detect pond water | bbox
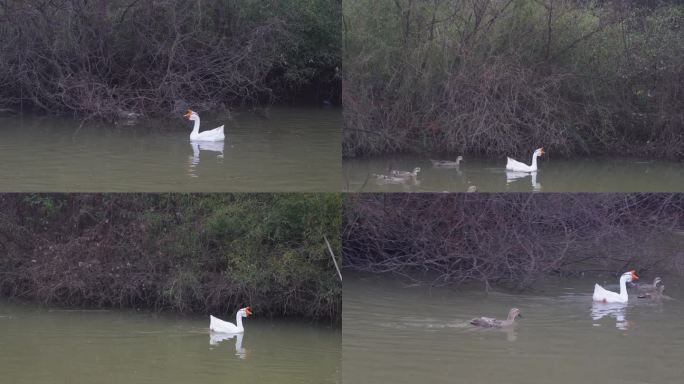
[343,155,684,192]
[0,302,340,384]
[0,107,340,192]
[343,274,684,384]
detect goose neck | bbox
[619,275,629,300]
[191,117,201,135]
[235,312,244,332]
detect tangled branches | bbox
[343,193,684,288]
[0,194,342,323]
[0,0,341,119]
[343,0,684,159]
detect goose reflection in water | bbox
[591,301,632,330]
[209,331,247,359]
[186,140,225,178]
[506,170,542,191]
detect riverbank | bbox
[0,0,341,120]
[0,193,341,323]
[343,1,683,160]
[343,193,684,288]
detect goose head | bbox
[534,148,545,157]
[184,109,199,121]
[238,307,252,318]
[507,308,522,321]
[413,167,421,174]
[456,156,464,162]
[622,270,639,283]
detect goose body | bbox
[390,167,421,178]
[210,307,252,333]
[506,148,544,172]
[470,308,521,328]
[430,156,463,168]
[593,271,638,303]
[184,110,225,141]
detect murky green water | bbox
[0,108,340,192]
[344,274,684,384]
[0,302,340,383]
[343,156,684,192]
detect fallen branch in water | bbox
[324,234,342,282]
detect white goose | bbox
[593,270,638,303]
[184,109,225,141]
[506,148,544,172]
[210,307,252,333]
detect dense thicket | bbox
[0,193,341,323]
[343,193,684,288]
[0,0,341,119]
[343,0,683,159]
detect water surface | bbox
[0,302,340,383]
[0,108,340,192]
[343,155,684,192]
[343,274,684,384]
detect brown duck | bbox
[637,277,665,299]
[470,308,522,328]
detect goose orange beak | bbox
[245,307,252,316]
[540,147,545,156]
[184,110,193,119]
[630,270,639,280]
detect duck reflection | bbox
[373,174,421,187]
[209,332,247,359]
[590,301,632,330]
[502,325,517,342]
[506,170,542,191]
[468,323,518,342]
[186,140,225,177]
